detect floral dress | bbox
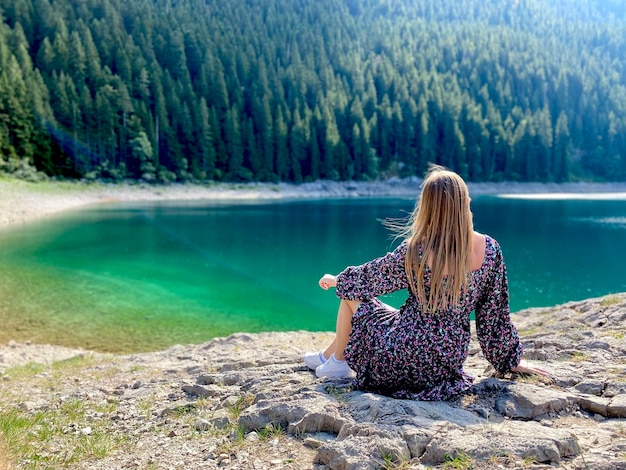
[336,236,522,401]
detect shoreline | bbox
[2,177,626,228]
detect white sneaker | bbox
[315,353,356,379]
[303,350,327,370]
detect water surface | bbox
[1,196,624,352]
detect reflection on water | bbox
[499,192,626,200]
[571,217,626,228]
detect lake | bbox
[1,195,625,353]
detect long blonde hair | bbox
[403,165,474,312]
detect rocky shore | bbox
[0,177,625,469]
[0,295,625,469]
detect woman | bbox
[304,165,546,400]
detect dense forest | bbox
[0,0,625,183]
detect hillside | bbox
[1,0,626,183]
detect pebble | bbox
[195,419,211,432]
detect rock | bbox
[245,431,259,442]
[316,435,408,470]
[303,432,335,449]
[240,393,351,434]
[495,383,577,419]
[607,394,626,418]
[585,340,611,350]
[195,419,210,432]
[420,421,580,465]
[574,380,605,395]
[181,383,215,397]
[346,391,484,427]
[579,395,610,416]
[210,416,230,429]
[605,382,626,398]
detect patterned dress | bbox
[336,236,523,401]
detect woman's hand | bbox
[319,274,337,290]
[510,360,552,377]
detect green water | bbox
[1,196,625,352]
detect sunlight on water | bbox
[498,192,626,200]
[570,217,626,229]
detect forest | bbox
[0,0,625,183]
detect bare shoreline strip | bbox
[3,177,626,228]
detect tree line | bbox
[1,0,625,183]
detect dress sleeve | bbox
[474,239,523,374]
[335,242,409,301]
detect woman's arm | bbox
[474,240,524,375]
[333,242,409,300]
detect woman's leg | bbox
[323,299,361,361]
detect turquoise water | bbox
[1,196,625,352]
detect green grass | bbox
[258,422,283,440]
[569,351,589,362]
[226,396,254,419]
[443,451,474,469]
[378,451,412,470]
[0,403,127,468]
[2,362,46,380]
[0,355,129,468]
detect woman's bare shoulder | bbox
[470,231,487,271]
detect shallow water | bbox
[1,196,625,353]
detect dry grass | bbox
[600,295,623,307]
[0,443,11,470]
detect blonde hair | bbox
[403,165,473,312]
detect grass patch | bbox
[443,451,474,469]
[258,422,283,440]
[51,354,99,373]
[226,396,254,419]
[486,452,513,467]
[379,451,412,469]
[2,362,46,380]
[0,396,127,467]
[600,295,622,307]
[569,351,589,362]
[324,384,353,401]
[214,423,246,457]
[135,396,156,420]
[517,327,539,337]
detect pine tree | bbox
[226,107,245,180]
